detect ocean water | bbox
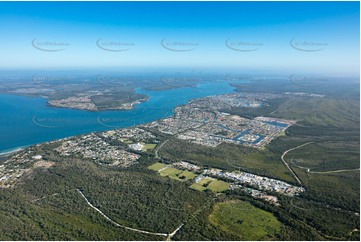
[0,81,235,153]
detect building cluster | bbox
[145,117,203,135]
[187,92,282,110]
[143,93,295,148]
[128,143,144,151]
[173,161,202,172]
[204,168,305,196]
[171,161,304,198]
[49,96,98,111]
[54,132,140,167]
[0,148,40,188]
[48,94,143,111]
[158,160,304,205]
[1,127,157,188]
[284,92,325,98]
[100,127,156,142]
[230,184,280,205]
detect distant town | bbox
[48,94,147,111]
[144,93,296,148]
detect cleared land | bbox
[208,200,282,240]
[177,171,197,181]
[142,143,157,151]
[148,164,197,182]
[159,167,182,177]
[148,164,229,192]
[191,177,230,193]
[207,180,230,192]
[198,177,215,186]
[190,183,207,192]
[148,162,167,171]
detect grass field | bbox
[150,164,229,193]
[198,177,215,186]
[148,163,197,182]
[190,177,229,193]
[207,180,230,192]
[121,139,133,144]
[142,143,157,151]
[190,183,207,191]
[159,167,182,177]
[177,171,197,181]
[147,162,167,171]
[208,200,282,240]
[168,170,197,181]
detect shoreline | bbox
[46,97,149,112]
[0,82,236,156]
[0,146,28,157]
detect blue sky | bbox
[0,1,359,75]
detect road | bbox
[310,168,360,174]
[166,224,184,241]
[155,140,169,159]
[281,142,314,185]
[285,143,360,174]
[77,189,169,237]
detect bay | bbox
[0,81,235,153]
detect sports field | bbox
[148,162,167,171]
[142,143,157,151]
[207,180,230,192]
[190,183,207,191]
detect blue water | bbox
[252,135,264,144]
[0,81,235,153]
[233,130,250,140]
[232,130,263,144]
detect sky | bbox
[0,1,359,75]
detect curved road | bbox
[310,168,360,174]
[284,143,360,175]
[281,142,313,185]
[77,189,184,238]
[155,140,169,159]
